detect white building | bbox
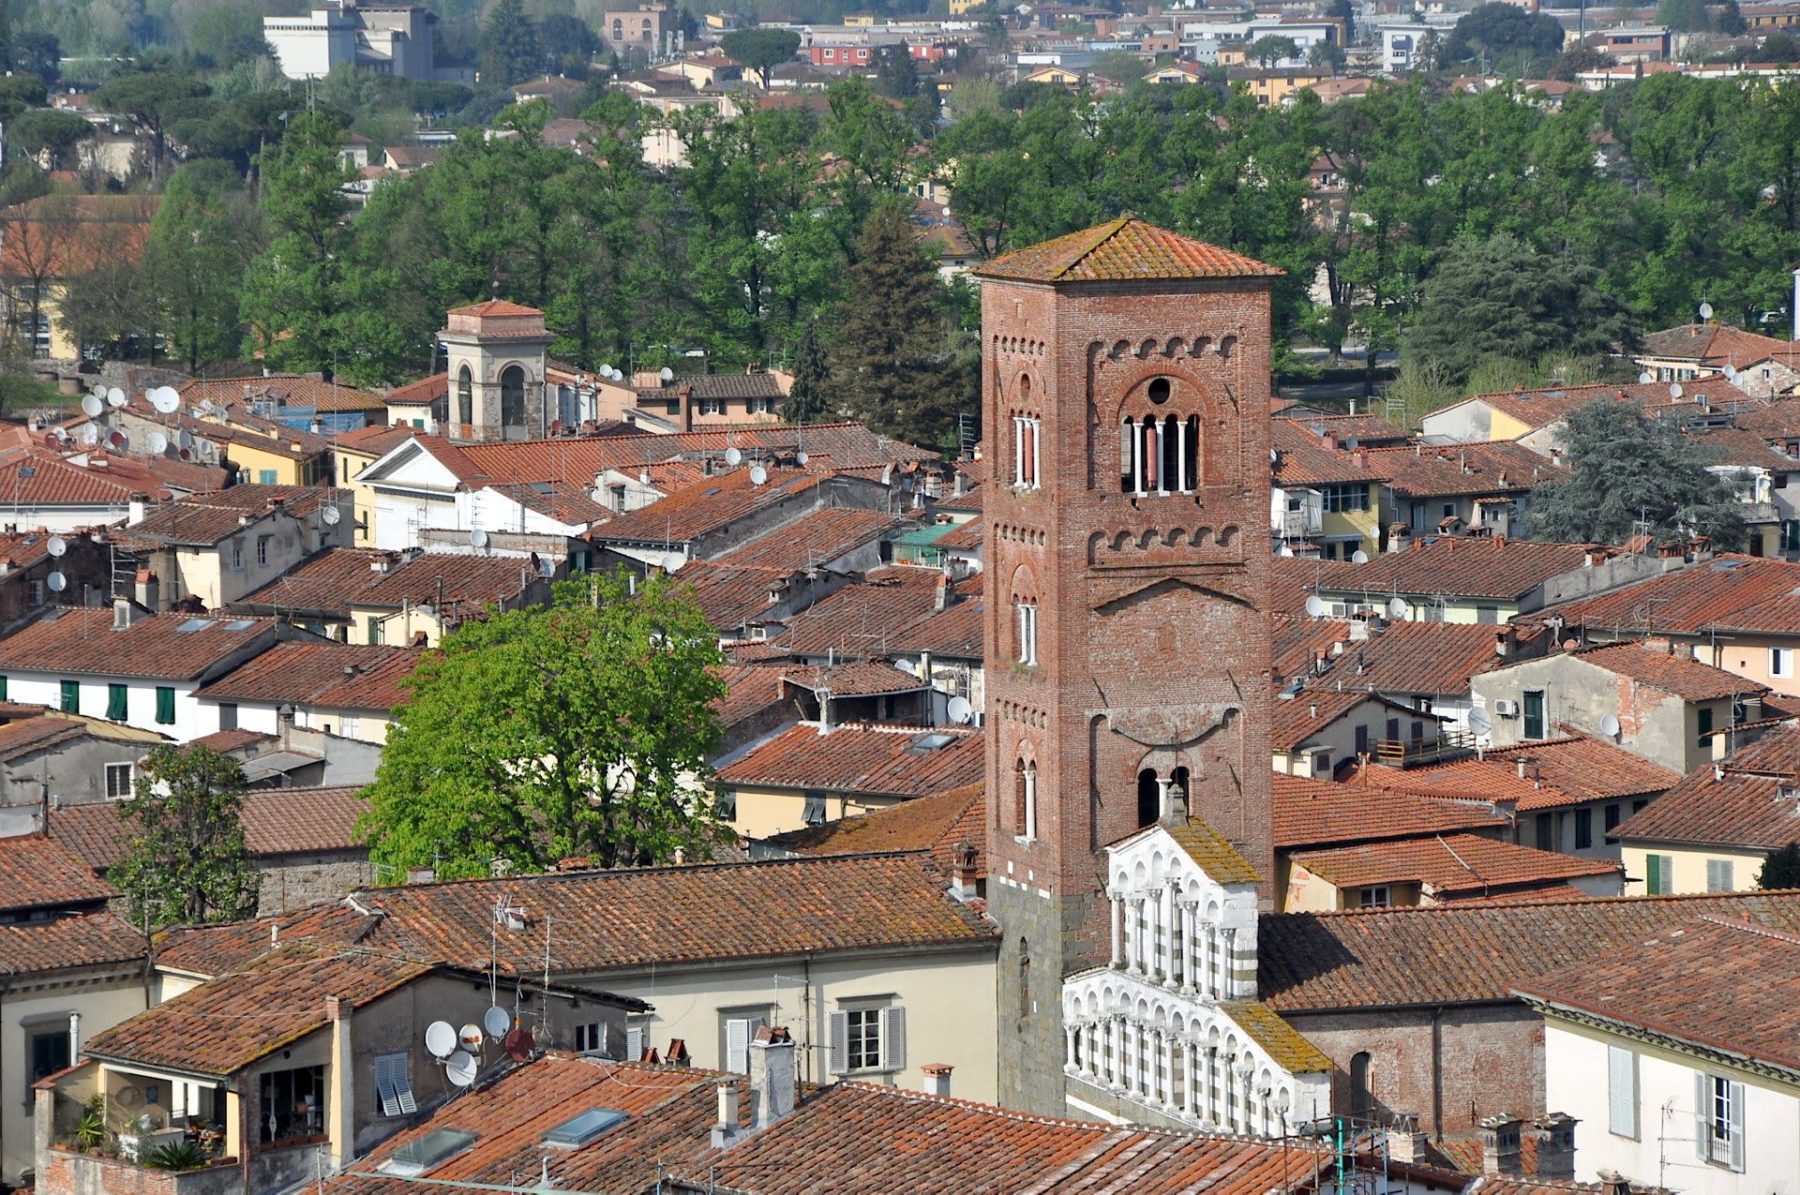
[1060,796,1332,1134]
[264,2,444,82]
[1517,915,1800,1193]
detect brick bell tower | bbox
[976,217,1278,1115]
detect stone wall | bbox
[257,853,373,916]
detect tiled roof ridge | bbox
[1693,912,1800,947]
[810,720,976,736]
[353,848,942,898]
[1309,886,1788,918]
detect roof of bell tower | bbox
[975,215,1282,284]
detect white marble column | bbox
[1182,1040,1198,1117]
[1064,1023,1078,1071]
[1179,903,1197,992]
[1161,1031,1177,1108]
[1148,894,1163,981]
[1109,893,1124,968]
[1176,418,1189,491]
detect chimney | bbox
[127,495,148,525]
[1597,1170,1632,1195]
[111,596,141,631]
[1479,1113,1524,1177]
[934,572,953,611]
[1495,627,1514,657]
[1533,1112,1577,1181]
[748,1026,796,1130]
[326,996,355,1168]
[920,1063,953,1097]
[1387,524,1411,554]
[709,1082,743,1149]
[949,841,979,902]
[134,568,159,612]
[1384,1113,1430,1165]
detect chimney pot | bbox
[1479,1113,1524,1177]
[920,1063,953,1097]
[1533,1112,1578,1181]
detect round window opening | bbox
[1147,378,1172,405]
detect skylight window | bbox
[176,618,214,633]
[224,620,258,631]
[541,1108,627,1148]
[379,1129,477,1177]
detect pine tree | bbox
[831,206,969,446]
[481,0,542,88]
[785,321,835,422]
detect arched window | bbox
[1350,1051,1374,1122]
[612,18,623,39]
[642,17,653,40]
[1121,381,1198,495]
[1014,759,1037,840]
[1137,769,1160,828]
[500,364,526,430]
[456,365,473,428]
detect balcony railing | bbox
[1373,729,1477,766]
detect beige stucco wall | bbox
[1618,841,1770,896]
[723,784,904,840]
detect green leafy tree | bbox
[359,573,732,878]
[1442,3,1565,71]
[480,0,541,87]
[1308,41,1347,71]
[1549,45,1615,80]
[785,320,834,422]
[8,109,92,171]
[875,43,922,99]
[12,32,59,85]
[1765,32,1800,62]
[720,28,801,89]
[113,745,260,929]
[1402,234,1637,386]
[1091,49,1147,86]
[1531,399,1746,548]
[94,70,211,176]
[1657,0,1712,31]
[832,205,970,445]
[187,2,270,68]
[1717,0,1749,35]
[1247,35,1299,66]
[149,160,264,373]
[1759,842,1800,888]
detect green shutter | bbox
[105,684,127,722]
[154,686,175,726]
[1646,853,1661,894]
[0,674,8,701]
[59,680,79,713]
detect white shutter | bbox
[879,1007,906,1073]
[625,1025,644,1062]
[1607,1045,1636,1139]
[1695,1072,1710,1160]
[393,1056,416,1114]
[725,1018,750,1074]
[375,1055,400,1117]
[1728,1080,1746,1173]
[826,1011,849,1076]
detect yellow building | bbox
[0,194,158,360]
[1614,736,1797,895]
[330,424,416,546]
[1226,66,1330,108]
[1270,421,1380,561]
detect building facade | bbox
[977,217,1279,1115]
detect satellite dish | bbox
[1387,596,1410,620]
[947,695,973,724]
[659,366,674,382]
[90,383,106,398]
[469,527,489,549]
[1468,707,1492,736]
[425,1021,457,1059]
[82,425,99,446]
[1669,383,1684,400]
[1351,549,1370,564]
[196,400,215,417]
[80,394,103,419]
[177,429,194,451]
[445,1050,477,1087]
[46,571,66,593]
[1699,301,1714,321]
[749,464,767,486]
[1600,712,1622,738]
[106,387,125,407]
[146,430,169,455]
[661,551,685,573]
[458,1023,484,1051]
[1304,594,1326,618]
[46,535,66,558]
[1724,364,1739,380]
[538,555,556,578]
[724,447,742,467]
[149,386,181,415]
[107,431,126,451]
[795,451,808,467]
[503,1027,535,1061]
[1637,371,1653,384]
[482,1005,511,1038]
[322,504,341,525]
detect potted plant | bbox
[73,1094,105,1152]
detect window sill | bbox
[1014,835,1036,846]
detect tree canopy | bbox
[1759,842,1800,889]
[480,0,541,88]
[1531,399,1746,548]
[1442,3,1565,70]
[359,572,732,879]
[721,28,801,88]
[112,745,261,929]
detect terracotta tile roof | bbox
[882,582,984,658]
[1290,833,1620,898]
[484,480,609,526]
[335,1055,726,1195]
[635,372,786,401]
[1271,420,1382,486]
[1219,1001,1333,1073]
[1641,322,1800,369]
[1537,554,1800,634]
[236,547,540,619]
[1365,735,1679,811]
[347,853,995,974]
[711,662,790,728]
[936,516,983,551]
[1570,641,1763,701]
[779,661,927,698]
[1271,555,1367,616]
[675,559,803,630]
[1516,916,1800,1073]
[1455,378,1747,432]
[588,469,829,547]
[712,507,911,571]
[1612,757,1800,850]
[1273,616,1534,697]
[1276,412,1410,446]
[1715,723,1800,776]
[775,567,963,658]
[449,299,543,318]
[1728,394,1800,438]
[0,448,170,506]
[1314,536,1599,602]
[122,485,326,545]
[1260,889,1800,1012]
[0,193,156,277]
[0,833,118,914]
[381,372,447,406]
[1684,424,1796,471]
[1164,818,1262,884]
[0,608,279,681]
[671,1081,1325,1194]
[760,781,985,875]
[1362,441,1567,500]
[153,902,377,977]
[976,216,1282,283]
[0,910,145,975]
[718,722,983,798]
[185,727,274,754]
[179,376,386,415]
[1273,774,1508,849]
[86,944,435,1077]
[196,641,419,709]
[0,528,96,571]
[1271,688,1420,753]
[51,786,369,870]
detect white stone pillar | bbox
[1156,419,1169,495]
[1012,416,1022,485]
[1183,1040,1198,1117]
[1109,893,1124,968]
[1159,885,1176,985]
[1176,418,1189,491]
[1064,1023,1078,1071]
[1023,767,1037,840]
[1031,421,1041,489]
[1129,898,1145,974]
[1108,1019,1124,1090]
[1180,903,1197,992]
[1161,1031,1177,1108]
[1147,893,1163,980]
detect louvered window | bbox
[1607,1045,1637,1139]
[374,1052,415,1117]
[721,1012,766,1074]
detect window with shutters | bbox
[1698,1072,1746,1171]
[1706,858,1735,892]
[373,1053,415,1117]
[60,679,79,714]
[720,1008,769,1074]
[1574,808,1593,851]
[106,683,127,722]
[1774,647,1794,678]
[1696,705,1714,748]
[1604,803,1621,832]
[1522,689,1546,740]
[155,686,176,725]
[1646,853,1673,894]
[1607,1045,1637,1139]
[826,1003,905,1076]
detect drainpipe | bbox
[1431,1005,1444,1140]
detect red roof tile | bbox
[589,469,829,546]
[1641,322,1800,369]
[1272,774,1509,849]
[718,722,983,798]
[775,567,960,658]
[0,608,281,681]
[0,911,144,975]
[713,507,911,570]
[1312,536,1599,601]
[1271,688,1420,754]
[977,216,1282,283]
[448,299,544,318]
[779,661,928,698]
[1271,420,1382,486]
[122,485,327,546]
[53,786,369,871]
[1364,734,1680,810]
[1516,916,1800,1072]
[179,375,385,415]
[1262,889,1800,1011]
[197,642,420,709]
[1362,441,1567,500]
[235,547,541,621]
[1569,641,1763,701]
[1273,616,1535,698]
[761,781,985,875]
[1537,554,1800,634]
[0,833,117,913]
[1290,833,1620,898]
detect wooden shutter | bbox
[725,1018,751,1074]
[879,1007,906,1073]
[826,1011,849,1076]
[1607,1045,1636,1139]
[1647,854,1663,894]
[625,1025,644,1062]
[1695,1072,1710,1160]
[1728,1080,1746,1172]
